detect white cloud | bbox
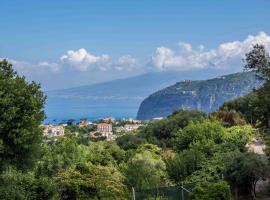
[60,48,137,72]
[4,59,60,73]
[151,32,270,71]
[60,48,110,71]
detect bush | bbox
[190,181,231,200]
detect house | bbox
[152,117,164,121]
[96,123,113,137]
[42,125,65,138]
[124,124,141,132]
[102,117,116,124]
[78,120,92,127]
[123,118,141,124]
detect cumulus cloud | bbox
[151,32,270,71]
[60,48,110,71]
[60,48,137,72]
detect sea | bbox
[44,97,141,124]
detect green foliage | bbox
[165,149,205,183]
[36,136,90,177]
[116,133,146,150]
[0,60,46,169]
[125,150,168,190]
[221,92,260,125]
[212,109,246,127]
[244,44,270,81]
[173,119,225,152]
[87,141,126,166]
[223,125,253,151]
[224,152,269,196]
[0,167,55,200]
[190,181,231,200]
[222,44,270,128]
[140,110,205,147]
[55,164,128,200]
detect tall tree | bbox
[0,60,46,169]
[244,44,270,81]
[244,44,270,127]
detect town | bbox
[41,117,144,141]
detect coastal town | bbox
[41,117,144,140]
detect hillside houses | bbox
[42,125,65,138]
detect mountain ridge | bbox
[136,71,263,120]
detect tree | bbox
[125,150,169,190]
[140,110,205,147]
[244,44,270,127]
[212,109,246,127]
[190,181,231,200]
[0,60,46,169]
[116,134,146,150]
[244,44,270,81]
[172,119,225,152]
[0,167,55,200]
[224,152,269,197]
[55,164,128,200]
[221,92,260,125]
[165,149,205,183]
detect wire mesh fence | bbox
[134,178,222,200]
[135,183,194,200]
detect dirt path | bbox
[247,138,267,159]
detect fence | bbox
[134,178,223,200]
[135,182,196,200]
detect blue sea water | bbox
[44,97,141,124]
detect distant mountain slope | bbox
[46,69,224,100]
[137,72,263,120]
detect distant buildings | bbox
[152,117,164,121]
[42,125,65,138]
[102,117,116,124]
[124,124,141,132]
[77,120,92,127]
[96,123,113,137]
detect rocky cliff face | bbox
[137,72,263,120]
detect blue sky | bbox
[1,0,270,90]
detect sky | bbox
[1,0,270,90]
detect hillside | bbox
[137,72,263,120]
[46,69,224,100]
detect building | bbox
[102,117,116,124]
[152,117,164,121]
[123,118,141,124]
[77,120,92,127]
[42,125,65,138]
[96,123,113,137]
[124,124,141,132]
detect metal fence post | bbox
[181,183,184,200]
[132,187,136,200]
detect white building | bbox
[96,123,113,137]
[77,120,92,127]
[42,125,65,138]
[124,124,141,132]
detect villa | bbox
[96,123,113,137]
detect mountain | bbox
[45,69,227,123]
[137,72,263,120]
[46,69,226,100]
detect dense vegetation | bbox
[1,44,270,199]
